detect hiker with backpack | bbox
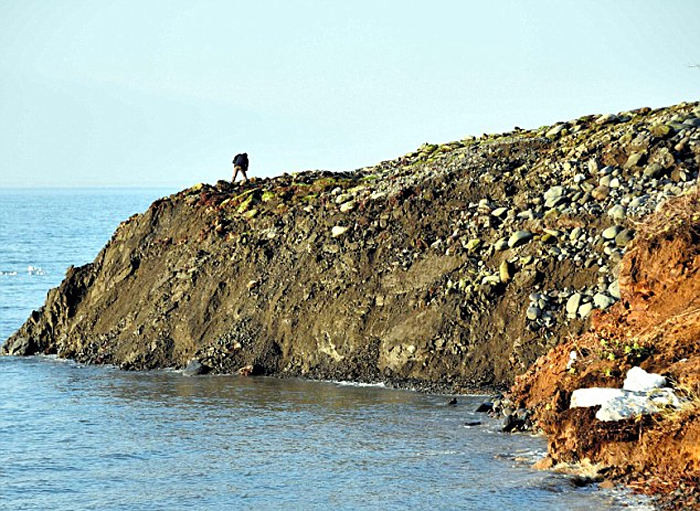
[232,153,249,182]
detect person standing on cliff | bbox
[232,153,249,182]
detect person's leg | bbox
[241,168,248,181]
[232,165,241,181]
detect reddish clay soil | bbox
[510,191,700,509]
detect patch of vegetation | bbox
[598,337,651,365]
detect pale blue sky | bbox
[1,0,698,188]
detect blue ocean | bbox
[0,188,652,510]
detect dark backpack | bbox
[233,153,249,168]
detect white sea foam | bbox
[331,379,387,388]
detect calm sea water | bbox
[0,188,652,511]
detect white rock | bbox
[526,306,542,320]
[593,293,616,310]
[546,125,566,138]
[608,280,620,299]
[628,196,647,209]
[566,293,582,316]
[569,227,583,241]
[623,366,667,392]
[607,204,626,221]
[595,388,680,422]
[331,225,349,238]
[596,113,618,125]
[508,230,533,248]
[491,207,508,218]
[571,387,681,422]
[578,302,594,318]
[339,201,355,213]
[570,387,625,408]
[544,186,565,201]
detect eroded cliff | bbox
[4,102,700,392]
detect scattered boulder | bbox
[614,229,635,248]
[499,260,512,283]
[593,293,616,310]
[331,225,349,238]
[566,293,582,317]
[508,230,533,248]
[578,302,594,318]
[602,225,623,240]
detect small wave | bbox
[0,270,18,276]
[332,380,387,388]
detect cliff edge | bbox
[510,189,700,508]
[4,102,700,394]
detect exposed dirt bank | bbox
[510,191,700,509]
[4,102,700,395]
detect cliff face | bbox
[509,191,700,505]
[4,102,700,391]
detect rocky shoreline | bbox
[4,101,700,508]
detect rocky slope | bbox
[3,101,700,393]
[510,190,700,509]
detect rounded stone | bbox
[615,229,635,248]
[499,260,512,283]
[491,207,508,218]
[335,193,353,204]
[331,225,349,238]
[544,186,565,201]
[643,163,665,179]
[493,237,509,251]
[591,185,610,201]
[593,293,616,310]
[608,280,621,299]
[546,125,566,138]
[607,204,626,221]
[624,152,645,169]
[566,293,582,316]
[526,306,542,320]
[466,239,483,252]
[508,230,533,248]
[628,196,647,208]
[339,201,356,213]
[578,302,594,318]
[602,225,623,240]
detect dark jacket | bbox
[233,153,249,170]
